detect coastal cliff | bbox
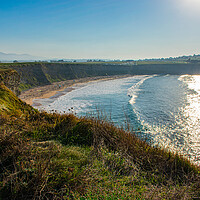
[0,69,20,95]
[1,62,200,91]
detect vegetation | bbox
[1,62,200,93]
[135,60,187,65]
[0,82,199,199]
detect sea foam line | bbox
[127,75,156,105]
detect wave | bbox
[179,74,200,95]
[33,75,200,165]
[127,75,157,105]
[34,76,141,114]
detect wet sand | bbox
[19,75,131,105]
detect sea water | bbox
[33,75,200,165]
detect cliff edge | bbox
[0,69,20,96]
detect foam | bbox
[127,75,157,105]
[34,76,147,114]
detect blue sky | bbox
[1,0,200,59]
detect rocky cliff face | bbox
[1,62,200,93]
[0,69,20,96]
[10,62,200,92]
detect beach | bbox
[19,75,131,105]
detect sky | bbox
[1,0,200,60]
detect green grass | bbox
[0,83,34,114]
[1,61,199,94]
[0,82,199,199]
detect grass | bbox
[1,61,199,93]
[0,82,199,199]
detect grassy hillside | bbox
[1,62,200,92]
[0,69,20,96]
[0,82,199,199]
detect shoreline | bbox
[19,75,132,105]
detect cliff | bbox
[1,62,200,91]
[0,69,20,95]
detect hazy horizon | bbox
[1,0,200,60]
[0,51,199,62]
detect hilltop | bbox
[0,68,199,199]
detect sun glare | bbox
[170,0,200,19]
[183,0,200,7]
[177,0,200,12]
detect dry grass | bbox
[0,83,199,199]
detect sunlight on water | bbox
[178,75,200,164]
[128,75,200,165]
[33,75,200,165]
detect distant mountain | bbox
[0,52,44,61]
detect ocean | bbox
[33,75,200,165]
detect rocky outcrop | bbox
[0,69,20,96]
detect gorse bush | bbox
[0,83,199,199]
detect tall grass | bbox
[0,83,199,199]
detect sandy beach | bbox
[19,75,131,105]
